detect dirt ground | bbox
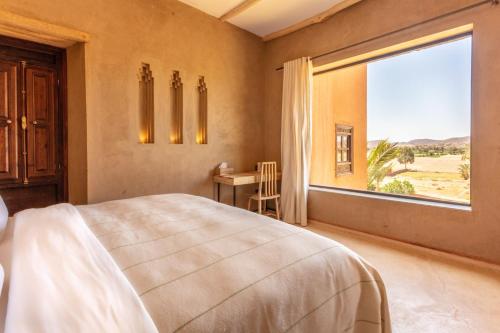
[383,155,470,203]
[392,154,466,173]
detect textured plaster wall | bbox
[311,64,367,189]
[264,0,500,264]
[66,43,87,204]
[0,0,266,206]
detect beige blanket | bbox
[4,194,390,332]
[77,194,391,332]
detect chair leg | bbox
[275,198,280,220]
[258,200,262,214]
[247,198,252,211]
[263,200,267,214]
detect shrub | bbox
[458,164,470,180]
[381,180,415,195]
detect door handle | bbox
[6,119,11,124]
[32,120,38,125]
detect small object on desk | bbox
[214,167,234,175]
[214,162,234,175]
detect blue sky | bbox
[367,36,472,142]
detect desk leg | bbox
[233,186,236,206]
[217,183,221,202]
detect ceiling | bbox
[177,0,359,40]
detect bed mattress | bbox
[3,194,391,332]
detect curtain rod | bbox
[275,0,498,71]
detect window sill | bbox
[309,185,472,212]
[335,171,353,178]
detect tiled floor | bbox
[306,221,500,333]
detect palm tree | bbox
[368,139,399,191]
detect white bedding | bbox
[4,194,391,332]
[4,204,157,333]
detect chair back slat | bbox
[259,161,278,197]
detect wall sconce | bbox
[170,70,183,144]
[197,76,207,144]
[138,63,154,144]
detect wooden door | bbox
[0,36,67,215]
[0,60,18,181]
[25,66,57,179]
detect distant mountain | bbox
[367,140,383,149]
[368,136,470,149]
[407,136,470,146]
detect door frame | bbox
[0,35,68,202]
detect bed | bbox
[0,194,391,332]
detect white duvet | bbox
[4,204,157,333]
[4,194,391,332]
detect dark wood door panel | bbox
[26,66,57,179]
[0,60,18,181]
[0,35,59,67]
[34,126,49,170]
[0,184,58,215]
[0,35,67,214]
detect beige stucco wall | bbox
[0,0,266,206]
[264,0,500,264]
[311,64,367,189]
[66,43,87,204]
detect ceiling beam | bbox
[262,0,362,42]
[219,0,262,22]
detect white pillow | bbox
[0,196,7,234]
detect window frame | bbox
[311,29,473,207]
[335,124,354,176]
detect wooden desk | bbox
[213,171,281,206]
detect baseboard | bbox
[308,219,500,273]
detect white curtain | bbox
[281,57,313,226]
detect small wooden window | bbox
[336,124,353,175]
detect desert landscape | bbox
[368,136,470,204]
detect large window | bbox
[311,33,472,205]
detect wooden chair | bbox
[247,162,281,220]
